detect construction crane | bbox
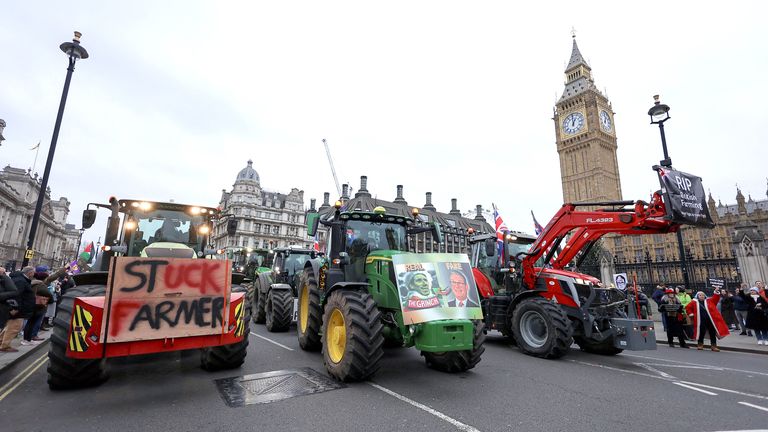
[322,138,342,197]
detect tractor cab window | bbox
[476,241,498,270]
[345,220,407,253]
[125,209,208,256]
[284,253,311,276]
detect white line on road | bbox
[634,362,676,379]
[623,353,768,377]
[738,402,768,413]
[250,331,294,351]
[0,354,48,402]
[368,383,481,432]
[676,380,768,401]
[672,382,718,395]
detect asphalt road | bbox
[1,324,767,432]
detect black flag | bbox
[655,166,715,228]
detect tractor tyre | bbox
[265,289,293,332]
[422,320,486,373]
[322,290,384,382]
[201,299,251,371]
[575,337,624,356]
[252,273,269,324]
[297,268,323,351]
[511,296,573,359]
[47,284,109,390]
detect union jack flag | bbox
[531,210,544,237]
[492,203,508,241]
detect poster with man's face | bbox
[393,253,483,325]
[613,273,628,291]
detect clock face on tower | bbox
[599,110,612,132]
[562,112,585,134]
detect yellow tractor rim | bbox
[327,309,346,364]
[299,285,309,332]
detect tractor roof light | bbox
[468,227,475,235]
[198,225,211,235]
[373,206,386,215]
[190,206,202,215]
[411,207,419,217]
[334,200,342,209]
[139,202,152,211]
[506,234,518,241]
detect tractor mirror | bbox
[431,222,443,244]
[307,212,320,237]
[485,238,496,256]
[82,209,97,229]
[226,218,238,236]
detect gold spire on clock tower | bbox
[554,35,623,205]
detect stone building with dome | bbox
[212,160,314,256]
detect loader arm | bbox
[523,192,679,288]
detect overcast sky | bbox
[2,1,767,246]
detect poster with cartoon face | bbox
[393,253,483,325]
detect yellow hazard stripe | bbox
[234,302,244,337]
[69,305,93,353]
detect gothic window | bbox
[632,237,642,246]
[702,244,713,258]
[654,248,664,260]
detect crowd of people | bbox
[650,280,768,349]
[0,265,73,352]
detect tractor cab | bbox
[272,247,315,290]
[469,231,536,295]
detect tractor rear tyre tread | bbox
[422,320,486,373]
[252,273,269,324]
[47,284,109,390]
[322,290,384,382]
[201,301,251,371]
[265,289,293,332]
[297,269,323,351]
[511,296,573,359]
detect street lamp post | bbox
[648,94,690,290]
[22,32,89,267]
[74,227,86,262]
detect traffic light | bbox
[226,218,238,236]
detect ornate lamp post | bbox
[22,32,89,266]
[648,95,690,290]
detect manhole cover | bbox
[215,368,345,407]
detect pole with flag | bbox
[492,204,509,261]
[30,141,41,174]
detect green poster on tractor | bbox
[392,253,483,325]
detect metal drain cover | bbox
[215,368,345,407]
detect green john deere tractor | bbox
[252,247,317,332]
[297,203,485,382]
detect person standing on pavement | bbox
[652,284,667,331]
[718,289,739,331]
[4,266,35,349]
[733,283,752,336]
[660,288,689,348]
[686,290,730,351]
[23,267,67,344]
[739,284,768,345]
[0,267,22,352]
[0,267,18,329]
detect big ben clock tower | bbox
[554,35,623,204]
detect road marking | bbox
[250,332,294,351]
[634,362,676,379]
[571,359,768,402]
[640,363,724,371]
[738,402,768,413]
[673,382,717,395]
[369,382,481,432]
[0,354,48,402]
[623,353,768,377]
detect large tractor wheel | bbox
[575,337,623,356]
[201,298,251,371]
[47,284,109,390]
[322,290,384,382]
[511,296,573,359]
[252,273,270,324]
[265,289,293,332]
[422,320,486,373]
[297,268,323,351]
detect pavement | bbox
[0,326,51,374]
[649,314,768,354]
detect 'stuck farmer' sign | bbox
[103,257,231,343]
[392,253,483,325]
[655,166,714,228]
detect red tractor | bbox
[47,198,250,389]
[470,193,680,358]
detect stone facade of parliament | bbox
[554,37,768,285]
